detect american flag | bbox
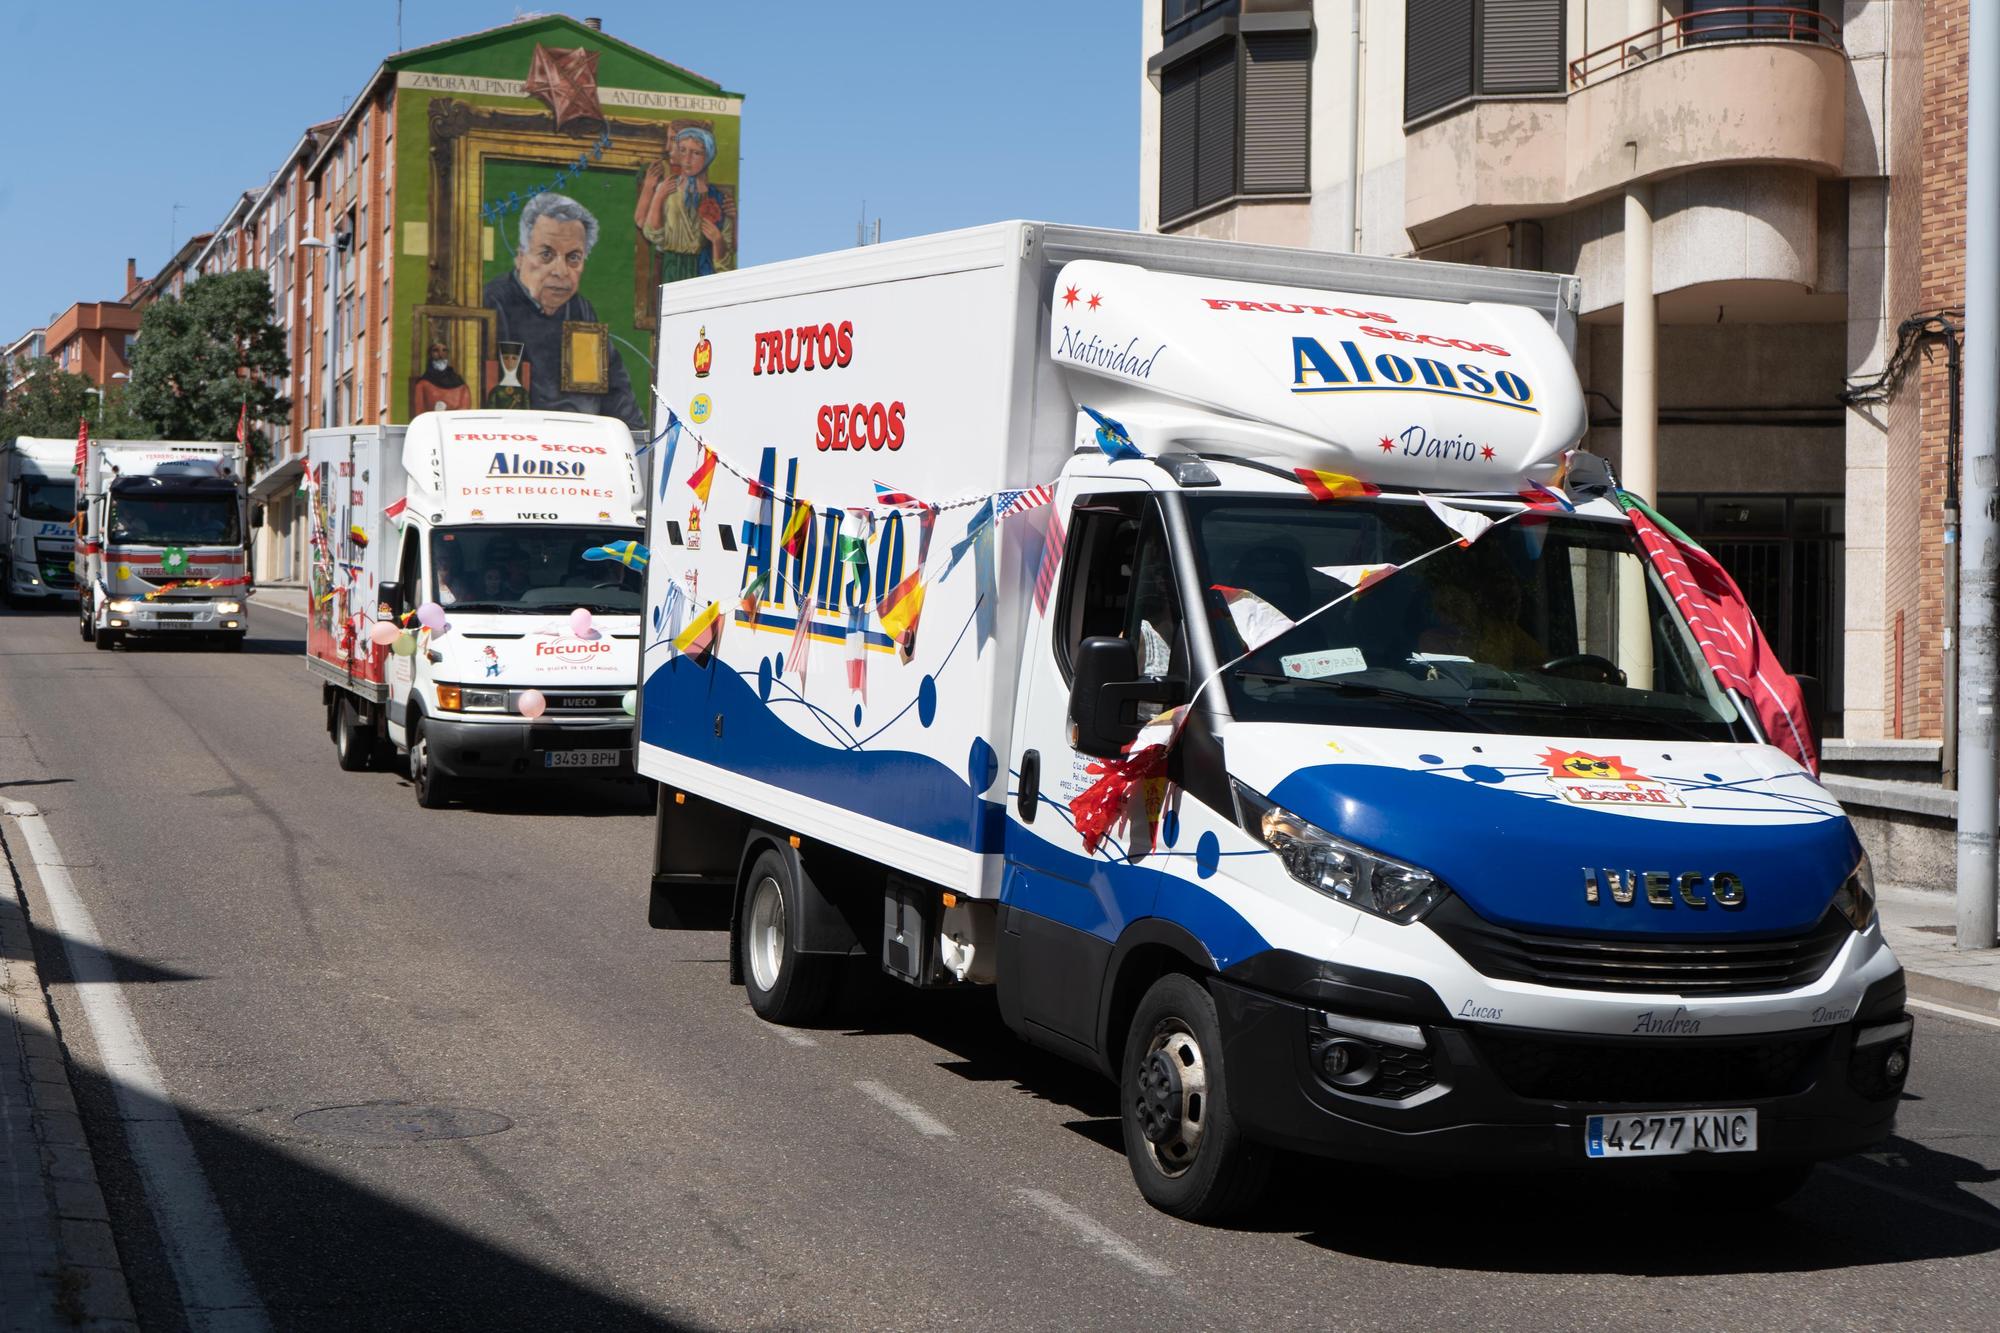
[997,484,1053,520]
[1031,512,1066,615]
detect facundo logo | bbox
[533,638,614,658]
[1538,747,1685,809]
[693,326,713,378]
[1292,337,1537,414]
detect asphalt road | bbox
[3,598,1999,1331]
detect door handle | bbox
[1017,749,1039,823]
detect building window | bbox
[1159,25,1309,226]
[1404,0,1564,126]
[1164,0,1236,46]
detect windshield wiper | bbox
[437,599,516,613]
[1460,695,1723,740]
[1237,672,1496,730]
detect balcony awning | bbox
[248,455,303,502]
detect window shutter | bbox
[1195,43,1239,209]
[1479,0,1564,94]
[1404,0,1475,123]
[1159,57,1200,222]
[1243,31,1310,194]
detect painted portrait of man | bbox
[410,334,473,416]
[480,191,643,428]
[635,124,736,285]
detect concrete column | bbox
[1619,181,1657,689]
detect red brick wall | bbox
[1912,0,1968,738]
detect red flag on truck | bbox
[1625,500,1819,775]
[236,401,248,444]
[75,417,89,475]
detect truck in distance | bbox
[1,436,81,606]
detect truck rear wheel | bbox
[1120,973,1271,1222]
[408,717,455,808]
[334,697,376,772]
[740,849,839,1025]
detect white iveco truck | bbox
[634,222,1908,1221]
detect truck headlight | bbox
[1232,782,1449,923]
[438,684,508,713]
[1833,851,1876,932]
[216,600,242,614]
[108,599,138,613]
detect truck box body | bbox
[75,439,250,643]
[636,223,1908,1211]
[307,410,650,795]
[1,437,81,603]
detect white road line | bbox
[1909,996,2000,1031]
[1014,1188,1174,1279]
[853,1079,954,1137]
[3,800,269,1332]
[752,1015,818,1048]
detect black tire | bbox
[80,607,95,641]
[334,697,375,772]
[408,716,455,808]
[1120,972,1272,1222]
[221,633,246,652]
[1669,1163,1814,1212]
[738,848,840,1025]
[93,628,118,651]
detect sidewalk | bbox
[248,583,307,620]
[1878,883,2000,1021]
[0,809,136,1331]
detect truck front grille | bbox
[1427,901,1852,997]
[1471,1029,1829,1103]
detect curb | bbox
[0,807,138,1332]
[1905,968,2000,1021]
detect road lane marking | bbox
[1909,996,2000,1030]
[1014,1188,1174,1278]
[752,1015,818,1048]
[3,800,270,1332]
[854,1079,954,1137]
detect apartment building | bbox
[1142,1,1957,766]
[182,12,743,582]
[4,329,47,395]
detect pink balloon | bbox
[368,621,400,647]
[415,601,446,631]
[569,607,598,640]
[517,689,547,720]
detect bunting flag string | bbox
[786,593,816,685]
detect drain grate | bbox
[292,1101,512,1144]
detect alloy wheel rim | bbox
[746,874,786,993]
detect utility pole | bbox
[1957,0,1999,950]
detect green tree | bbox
[127,270,290,470]
[0,359,154,442]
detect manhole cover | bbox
[292,1102,512,1144]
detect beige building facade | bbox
[1141,1,1954,757]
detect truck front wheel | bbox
[1120,973,1271,1222]
[740,849,838,1025]
[408,717,455,808]
[93,627,118,651]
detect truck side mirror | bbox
[1069,636,1182,758]
[1792,673,1825,745]
[378,581,402,614]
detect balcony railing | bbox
[1569,5,1842,90]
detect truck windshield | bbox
[430,525,644,614]
[1188,496,1745,743]
[19,478,75,522]
[109,495,241,546]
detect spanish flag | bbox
[877,569,926,645]
[1294,468,1380,501]
[686,448,717,504]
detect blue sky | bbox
[0,1,1140,339]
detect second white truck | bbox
[306,409,648,806]
[1,436,80,606]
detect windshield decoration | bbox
[582,539,649,571]
[1314,563,1400,592]
[1211,585,1296,653]
[1295,467,1380,501]
[1421,495,1495,547]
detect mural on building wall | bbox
[390,21,741,428]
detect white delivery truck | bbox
[75,438,251,648]
[306,410,648,806]
[1,436,81,606]
[636,223,1908,1219]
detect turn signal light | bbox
[438,684,463,712]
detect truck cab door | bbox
[1000,482,1190,1054]
[385,527,421,743]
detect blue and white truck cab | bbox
[1,436,80,606]
[636,223,1908,1220]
